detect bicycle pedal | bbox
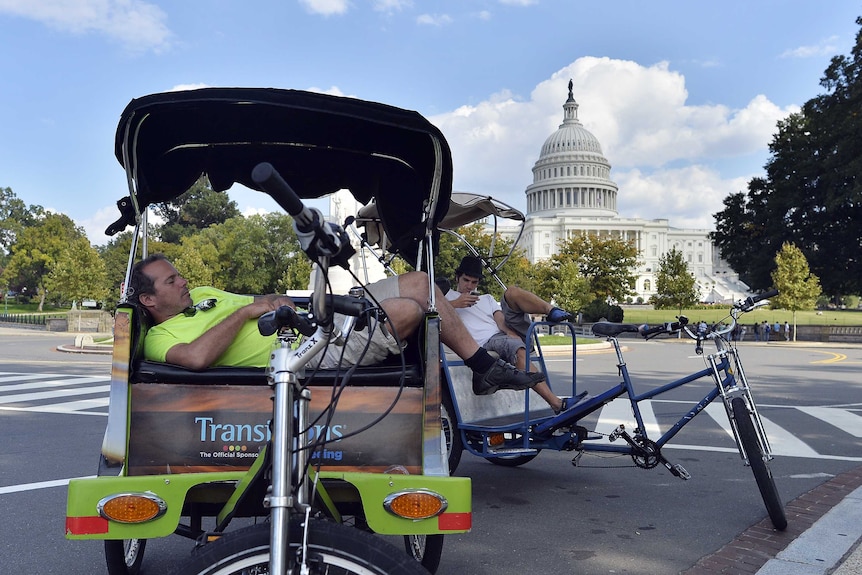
[671,464,691,480]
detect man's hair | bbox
[127,253,169,307]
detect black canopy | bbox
[110,87,453,260]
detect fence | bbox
[0,310,113,333]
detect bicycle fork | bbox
[714,348,775,465]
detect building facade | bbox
[518,81,748,303]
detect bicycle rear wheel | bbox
[731,397,787,530]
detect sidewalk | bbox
[683,466,862,575]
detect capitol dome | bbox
[525,80,618,217]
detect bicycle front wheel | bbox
[731,397,787,531]
[170,520,430,575]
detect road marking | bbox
[0,376,110,392]
[0,385,111,404]
[0,476,96,495]
[810,351,848,363]
[798,406,862,438]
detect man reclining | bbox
[127,254,545,393]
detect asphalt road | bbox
[1,330,860,574]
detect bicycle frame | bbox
[569,334,774,467]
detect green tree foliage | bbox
[651,247,699,312]
[712,17,862,297]
[97,231,180,308]
[0,186,44,261]
[173,213,310,294]
[770,242,822,340]
[1,213,85,311]
[47,236,109,306]
[553,233,639,303]
[532,259,592,314]
[152,176,241,243]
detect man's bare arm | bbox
[164,295,294,370]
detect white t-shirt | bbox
[445,289,502,347]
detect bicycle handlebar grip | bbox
[326,295,374,317]
[639,318,687,338]
[258,306,317,337]
[738,288,779,311]
[252,162,318,232]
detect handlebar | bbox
[735,289,778,313]
[257,296,378,337]
[251,162,316,233]
[636,289,780,348]
[639,317,689,338]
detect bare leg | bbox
[396,271,480,359]
[503,286,552,315]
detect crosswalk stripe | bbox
[703,402,820,457]
[16,397,110,413]
[592,398,660,442]
[0,385,111,405]
[798,406,862,438]
[0,376,110,393]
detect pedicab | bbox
[357,192,786,530]
[64,87,473,574]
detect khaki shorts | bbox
[317,275,405,369]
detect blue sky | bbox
[1,0,860,244]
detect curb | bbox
[682,466,862,574]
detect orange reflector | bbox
[488,433,505,447]
[383,490,448,520]
[98,493,166,524]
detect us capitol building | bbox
[513,81,749,304]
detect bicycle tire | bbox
[403,534,444,573]
[105,538,146,575]
[441,387,463,474]
[170,520,431,575]
[731,397,787,531]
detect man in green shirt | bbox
[128,254,544,394]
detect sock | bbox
[464,348,495,373]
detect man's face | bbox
[139,259,192,318]
[456,273,480,294]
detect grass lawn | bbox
[620,307,862,327]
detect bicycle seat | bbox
[592,322,642,337]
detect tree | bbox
[152,176,241,243]
[651,247,699,313]
[532,259,592,315]
[1,213,84,311]
[553,233,639,303]
[47,237,109,306]
[770,242,822,341]
[712,17,862,297]
[0,186,44,260]
[173,213,310,294]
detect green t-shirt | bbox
[144,286,275,368]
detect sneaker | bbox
[472,358,546,396]
[554,390,590,415]
[547,307,573,323]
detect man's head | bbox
[454,256,484,294]
[128,254,192,324]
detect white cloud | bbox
[0,0,172,53]
[373,0,412,13]
[417,13,452,26]
[498,0,538,6]
[781,36,840,59]
[299,0,350,16]
[431,56,797,230]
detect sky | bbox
[1,0,860,245]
